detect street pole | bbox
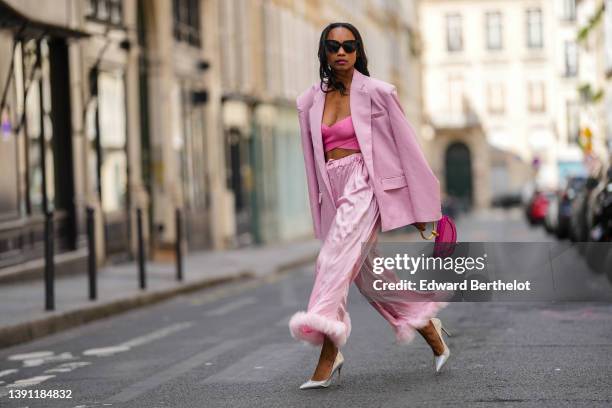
[137,207,146,289]
[86,206,97,300]
[175,208,183,281]
[44,210,55,311]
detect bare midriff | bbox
[325,147,361,162]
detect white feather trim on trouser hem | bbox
[394,301,449,345]
[288,311,351,348]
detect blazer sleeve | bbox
[383,86,442,223]
[296,93,323,240]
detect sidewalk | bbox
[0,238,321,349]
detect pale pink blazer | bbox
[296,68,442,241]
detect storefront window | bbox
[179,85,208,210]
[22,39,55,214]
[173,0,201,46]
[98,70,127,213]
[0,104,18,220]
[85,96,99,199]
[86,0,124,26]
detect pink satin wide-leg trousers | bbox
[289,152,447,348]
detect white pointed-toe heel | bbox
[430,317,451,373]
[299,351,344,390]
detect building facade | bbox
[418,0,589,207]
[575,0,612,173]
[0,0,426,271]
[216,0,425,244]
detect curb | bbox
[0,252,318,350]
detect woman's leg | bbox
[416,321,446,355]
[289,155,379,378]
[310,336,338,381]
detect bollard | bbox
[86,206,97,300]
[137,207,146,289]
[175,208,183,281]
[44,210,55,311]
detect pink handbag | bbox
[419,215,457,258]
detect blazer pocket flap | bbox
[381,174,408,190]
[372,109,386,119]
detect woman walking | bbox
[289,22,451,389]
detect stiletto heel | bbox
[441,325,451,337]
[300,351,344,389]
[430,318,451,373]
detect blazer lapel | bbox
[308,69,372,205]
[308,85,334,204]
[350,69,373,183]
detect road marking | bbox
[83,346,130,357]
[8,352,76,367]
[0,369,18,378]
[83,322,193,357]
[1,323,193,398]
[0,375,57,397]
[201,343,306,384]
[106,332,268,403]
[44,361,91,373]
[120,322,193,349]
[205,297,257,316]
[8,351,54,361]
[6,375,56,387]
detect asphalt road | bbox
[1,208,611,407]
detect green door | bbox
[445,142,473,210]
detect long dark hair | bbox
[318,22,370,96]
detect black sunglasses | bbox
[324,39,360,54]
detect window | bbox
[487,83,505,114]
[176,82,208,211]
[485,11,503,50]
[22,40,55,214]
[527,82,546,112]
[561,0,576,21]
[173,0,201,47]
[605,0,612,73]
[566,101,580,144]
[86,0,123,26]
[564,40,578,77]
[526,8,543,49]
[97,70,127,213]
[446,13,463,52]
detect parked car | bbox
[556,176,587,239]
[584,166,612,273]
[586,165,612,242]
[526,190,555,226]
[544,192,559,234]
[569,175,600,242]
[492,191,523,208]
[544,191,559,234]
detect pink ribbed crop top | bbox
[321,116,360,152]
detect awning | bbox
[0,0,89,39]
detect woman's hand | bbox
[413,222,427,231]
